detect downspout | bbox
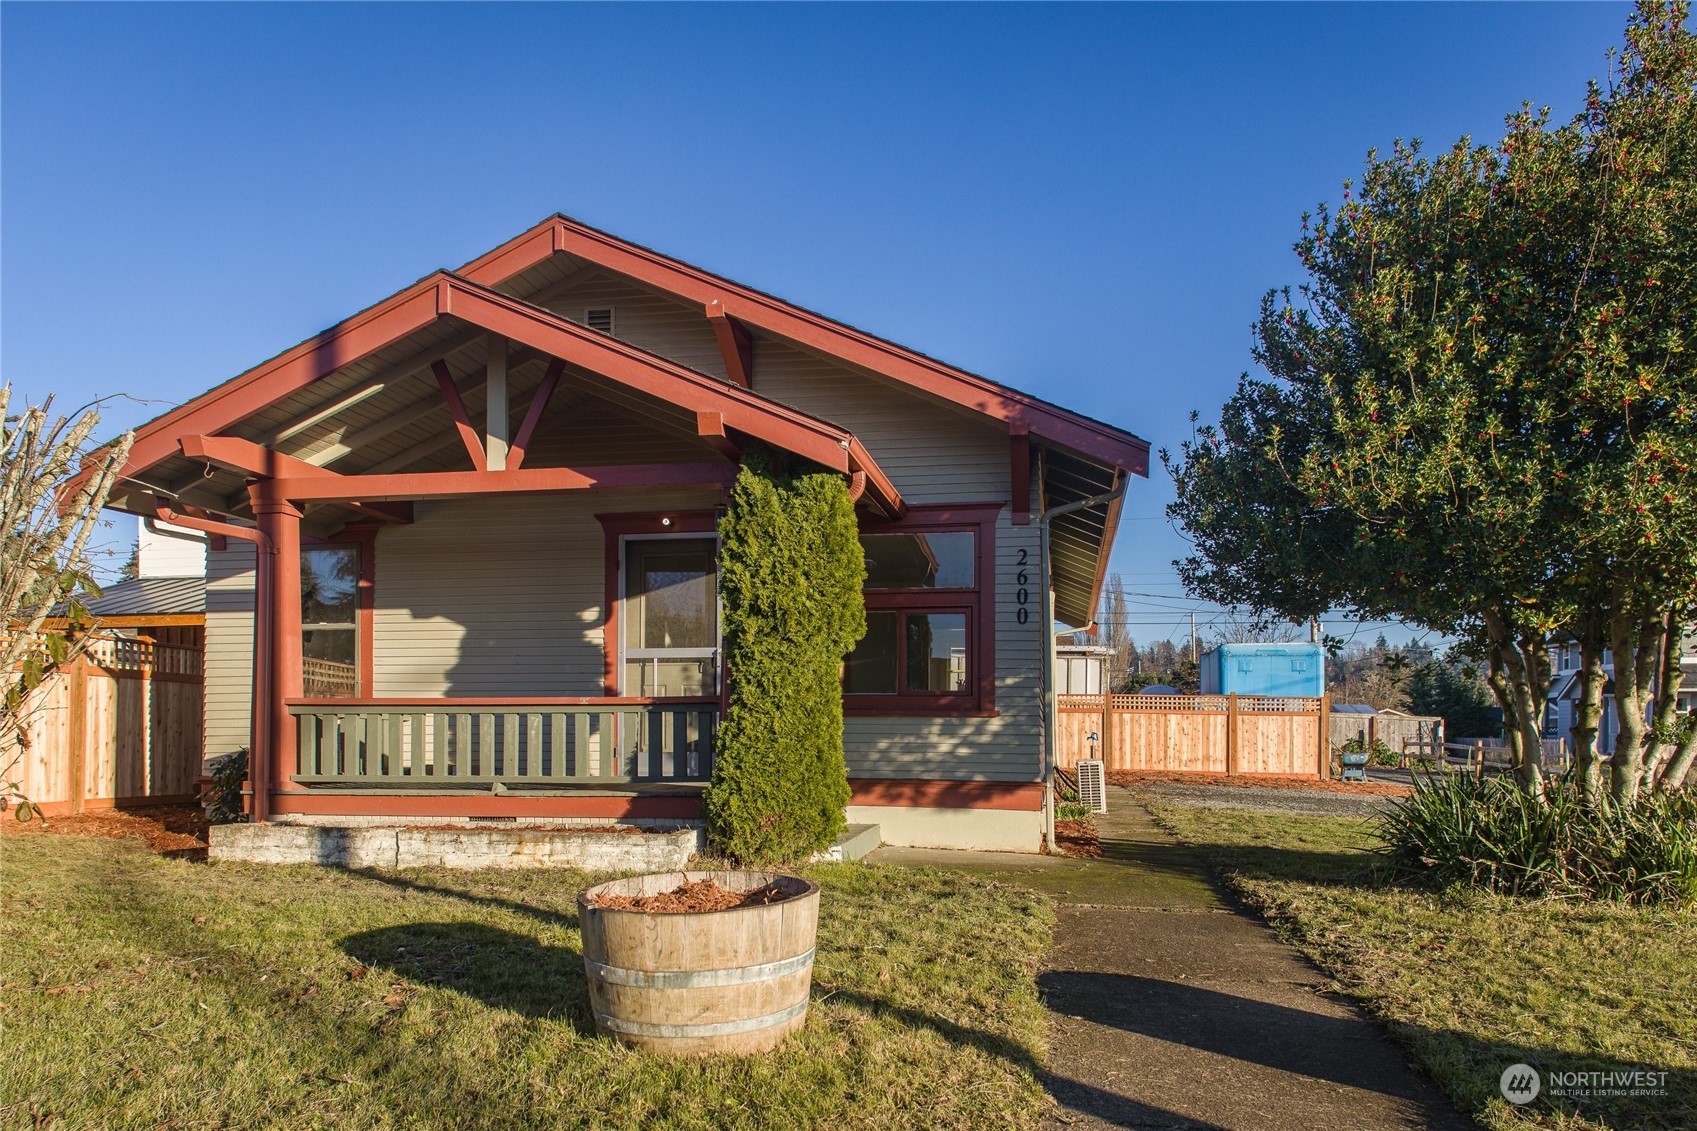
[151,496,276,823]
[1037,471,1129,854]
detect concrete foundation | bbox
[846,804,1042,853]
[210,822,702,870]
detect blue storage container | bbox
[1197,642,1325,697]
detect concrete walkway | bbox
[868,789,1472,1130]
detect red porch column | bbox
[254,495,304,821]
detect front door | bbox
[622,537,719,697]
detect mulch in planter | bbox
[593,878,797,913]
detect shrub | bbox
[206,749,249,825]
[1375,772,1697,906]
[1056,801,1093,822]
[703,455,866,863]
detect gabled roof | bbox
[459,215,1151,474]
[81,216,1148,624]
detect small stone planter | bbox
[577,870,820,1056]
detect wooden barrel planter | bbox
[577,870,820,1056]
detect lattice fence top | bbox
[1057,693,1322,714]
[84,634,203,677]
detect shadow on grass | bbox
[341,921,596,1033]
[336,866,582,930]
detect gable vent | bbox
[585,307,615,335]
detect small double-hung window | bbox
[843,528,982,713]
[301,544,359,698]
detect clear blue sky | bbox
[2,1,1633,649]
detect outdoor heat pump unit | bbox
[1076,759,1108,814]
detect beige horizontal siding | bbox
[204,543,256,766]
[374,489,723,697]
[540,278,730,383]
[750,337,1010,506]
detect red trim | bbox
[594,512,720,697]
[439,279,874,486]
[264,462,738,504]
[694,411,741,462]
[432,360,488,471]
[508,358,563,470]
[1010,425,1031,526]
[285,695,716,708]
[846,504,1000,716]
[325,522,379,697]
[181,435,411,524]
[706,301,753,388]
[849,779,1043,811]
[459,217,1151,474]
[268,792,703,820]
[100,282,442,480]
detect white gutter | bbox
[1036,471,1129,853]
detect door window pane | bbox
[844,611,899,694]
[625,658,717,697]
[626,540,716,649]
[861,532,974,589]
[905,613,967,692]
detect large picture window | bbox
[843,512,995,715]
[301,544,359,698]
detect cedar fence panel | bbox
[4,636,204,815]
[1058,693,1326,778]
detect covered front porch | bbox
[104,267,902,821]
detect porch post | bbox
[254,495,303,820]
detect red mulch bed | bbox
[1108,770,1412,798]
[1054,818,1102,858]
[1,803,210,859]
[593,878,796,913]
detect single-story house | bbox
[77,216,1148,851]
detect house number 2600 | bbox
[1015,548,1030,624]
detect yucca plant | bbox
[1375,771,1697,906]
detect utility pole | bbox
[1190,612,1197,663]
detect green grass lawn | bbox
[1145,800,1697,1131]
[1,836,1053,1130]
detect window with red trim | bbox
[843,510,996,715]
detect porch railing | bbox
[287,699,717,788]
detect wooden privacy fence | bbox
[5,635,204,816]
[1057,693,1327,777]
[1328,712,1443,756]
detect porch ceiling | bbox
[1041,448,1123,630]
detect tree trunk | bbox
[1607,601,1663,803]
[1642,609,1684,788]
[1483,610,1547,794]
[1569,621,1608,803]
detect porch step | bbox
[813,823,882,863]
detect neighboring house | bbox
[1545,632,1697,754]
[1055,644,1114,695]
[78,216,1149,852]
[50,518,208,647]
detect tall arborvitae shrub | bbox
[705,454,866,863]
